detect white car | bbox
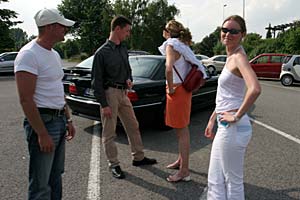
[280,55,300,86]
[0,52,18,73]
[195,54,209,61]
[201,55,227,75]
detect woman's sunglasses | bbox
[164,27,169,33]
[221,27,241,35]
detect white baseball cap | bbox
[34,8,75,27]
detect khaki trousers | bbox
[101,87,144,167]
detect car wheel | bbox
[281,74,293,86]
[207,66,216,76]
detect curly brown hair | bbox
[165,20,192,46]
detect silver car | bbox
[195,54,209,61]
[0,52,18,73]
[280,55,300,86]
[201,55,227,75]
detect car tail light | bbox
[127,90,139,101]
[69,83,78,95]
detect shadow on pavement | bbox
[123,165,206,200]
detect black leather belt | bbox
[107,83,127,90]
[38,107,65,116]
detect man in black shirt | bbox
[91,15,157,179]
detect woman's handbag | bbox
[173,63,205,92]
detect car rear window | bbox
[76,56,94,69]
[129,57,161,78]
[270,56,285,63]
[255,56,268,63]
[283,55,292,64]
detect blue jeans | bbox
[24,114,67,200]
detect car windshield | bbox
[129,57,161,78]
[76,56,94,69]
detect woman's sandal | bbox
[166,173,191,182]
[166,162,180,169]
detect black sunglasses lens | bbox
[230,29,239,34]
[222,28,240,34]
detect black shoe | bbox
[111,165,125,179]
[132,157,157,166]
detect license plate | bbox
[84,88,94,97]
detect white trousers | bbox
[207,114,252,200]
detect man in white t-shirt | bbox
[14,8,76,200]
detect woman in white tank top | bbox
[204,15,261,200]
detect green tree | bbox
[112,0,178,54]
[242,33,262,59]
[0,0,21,52]
[113,0,148,50]
[54,42,65,59]
[138,0,178,54]
[281,27,300,54]
[9,28,28,50]
[213,41,226,55]
[58,0,113,55]
[59,0,178,55]
[193,27,221,57]
[63,39,80,58]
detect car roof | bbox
[128,50,150,55]
[129,55,166,59]
[0,51,18,56]
[212,54,227,57]
[253,53,288,57]
[250,53,290,62]
[290,54,300,57]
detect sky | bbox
[2,0,300,42]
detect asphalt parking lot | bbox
[0,73,300,200]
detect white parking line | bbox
[250,118,300,145]
[86,117,299,200]
[87,121,101,200]
[199,186,208,200]
[199,118,300,199]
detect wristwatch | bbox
[67,118,73,123]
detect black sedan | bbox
[63,55,218,129]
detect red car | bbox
[249,53,288,78]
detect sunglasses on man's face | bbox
[221,27,241,35]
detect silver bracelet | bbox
[233,114,240,122]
